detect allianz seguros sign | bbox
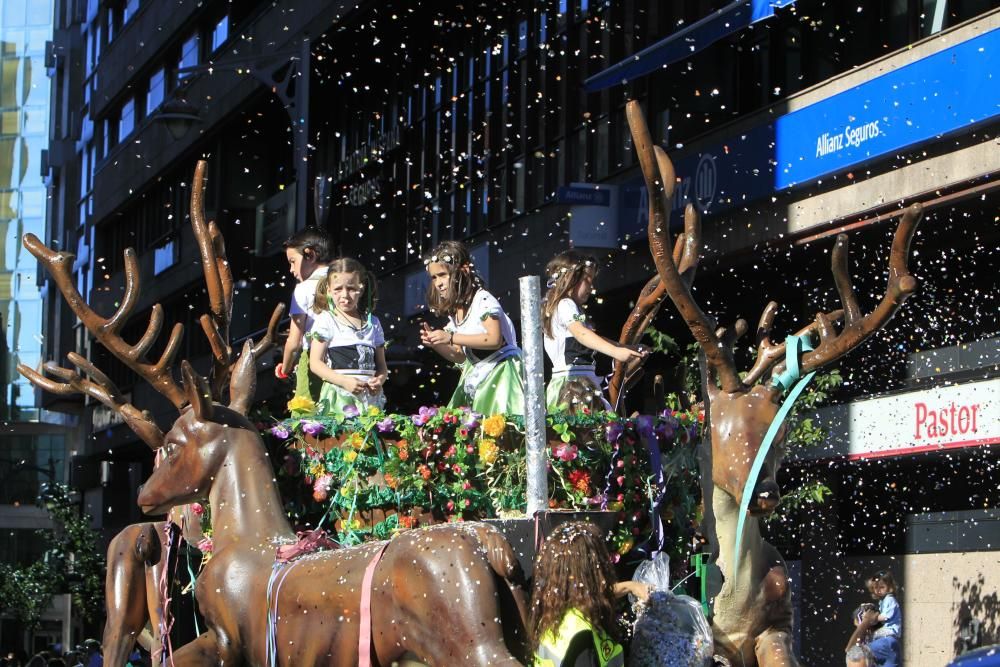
[619,26,1000,238]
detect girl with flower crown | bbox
[308,257,388,417]
[541,250,647,413]
[420,240,525,415]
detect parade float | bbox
[16,98,924,666]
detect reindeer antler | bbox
[22,234,186,407]
[189,159,285,403]
[17,353,164,449]
[626,100,743,396]
[608,205,702,410]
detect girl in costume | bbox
[530,521,624,667]
[420,240,525,415]
[277,227,333,401]
[308,257,388,416]
[541,250,647,413]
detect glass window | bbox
[123,0,140,24]
[25,0,51,26]
[178,33,198,81]
[119,97,134,139]
[147,67,165,111]
[3,0,26,27]
[211,15,229,52]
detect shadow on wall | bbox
[953,574,1000,657]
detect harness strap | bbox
[732,334,816,575]
[358,542,391,667]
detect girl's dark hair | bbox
[869,569,897,595]
[424,240,484,317]
[529,521,618,654]
[541,250,597,338]
[313,257,377,316]
[283,226,334,263]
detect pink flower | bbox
[551,443,579,462]
[196,537,214,553]
[312,474,334,502]
[446,500,455,512]
[190,503,205,516]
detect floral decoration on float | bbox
[268,398,704,562]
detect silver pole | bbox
[519,275,548,515]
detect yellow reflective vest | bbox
[534,608,624,667]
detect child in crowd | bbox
[277,227,334,400]
[845,602,879,666]
[308,257,388,416]
[541,250,647,413]
[530,521,624,667]
[866,570,902,667]
[420,240,525,415]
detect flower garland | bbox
[269,402,703,560]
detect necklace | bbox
[333,308,369,339]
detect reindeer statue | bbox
[625,101,922,666]
[20,161,529,666]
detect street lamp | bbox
[153,98,202,140]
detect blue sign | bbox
[557,185,612,206]
[775,26,1000,189]
[617,25,1000,241]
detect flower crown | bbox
[546,260,593,289]
[424,253,459,266]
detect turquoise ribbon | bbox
[731,335,815,576]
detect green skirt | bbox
[317,379,386,418]
[448,357,525,416]
[294,349,323,401]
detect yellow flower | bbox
[287,396,316,413]
[343,450,358,463]
[478,438,499,466]
[618,538,635,556]
[350,432,365,450]
[482,414,506,438]
[340,486,353,497]
[367,406,381,417]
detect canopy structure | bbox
[583,0,797,92]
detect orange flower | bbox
[397,447,410,461]
[478,438,499,466]
[418,464,432,481]
[482,414,506,438]
[399,515,417,529]
[384,473,398,489]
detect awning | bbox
[583,0,796,92]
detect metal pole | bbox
[519,275,548,515]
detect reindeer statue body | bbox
[624,101,922,666]
[20,161,528,666]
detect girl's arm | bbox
[367,346,389,392]
[454,315,503,350]
[845,610,879,651]
[308,337,366,394]
[420,323,467,363]
[278,314,307,377]
[567,321,647,363]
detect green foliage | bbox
[0,483,104,627]
[643,326,702,398]
[273,405,704,562]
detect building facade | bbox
[1,0,81,655]
[45,1,998,663]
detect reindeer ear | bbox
[181,361,214,421]
[228,340,256,415]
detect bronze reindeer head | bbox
[625,101,922,514]
[18,160,284,516]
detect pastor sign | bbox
[796,377,999,461]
